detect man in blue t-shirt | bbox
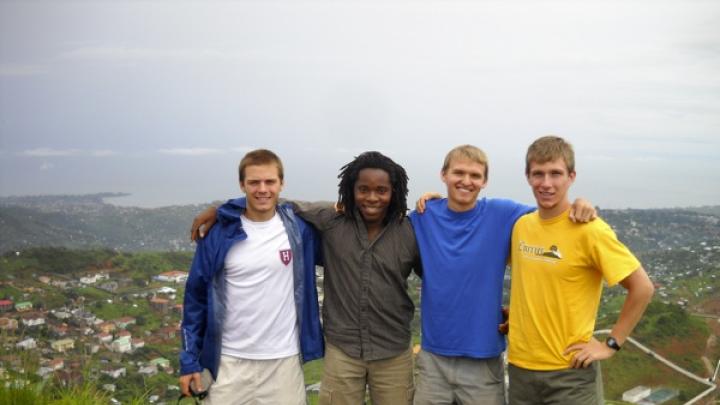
[410,144,594,405]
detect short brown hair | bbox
[525,136,575,175]
[441,145,489,179]
[238,149,284,183]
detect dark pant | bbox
[508,362,603,405]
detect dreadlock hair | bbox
[337,151,409,224]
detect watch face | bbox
[606,337,621,351]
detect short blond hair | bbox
[525,136,575,175]
[441,145,489,179]
[238,149,284,183]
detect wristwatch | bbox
[606,336,622,351]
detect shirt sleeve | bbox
[406,222,423,279]
[179,236,212,375]
[283,200,337,231]
[589,221,641,286]
[508,200,536,224]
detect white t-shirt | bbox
[221,213,299,359]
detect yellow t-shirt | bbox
[507,210,640,370]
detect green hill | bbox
[600,301,713,404]
[2,194,719,255]
[0,194,215,254]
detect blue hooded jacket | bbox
[179,198,324,379]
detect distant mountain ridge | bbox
[0,193,718,254]
[0,192,129,208]
[601,207,720,252]
[0,193,215,254]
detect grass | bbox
[75,287,112,301]
[303,358,324,384]
[0,377,142,405]
[0,285,24,301]
[0,360,328,404]
[0,380,50,404]
[91,297,153,321]
[50,382,111,405]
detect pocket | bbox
[415,350,427,373]
[563,365,596,387]
[485,356,504,384]
[318,388,332,405]
[406,387,415,405]
[213,357,231,387]
[582,362,598,385]
[200,368,215,392]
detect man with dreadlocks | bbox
[191,151,422,405]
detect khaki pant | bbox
[507,362,603,405]
[319,343,414,405]
[413,350,504,405]
[206,354,306,405]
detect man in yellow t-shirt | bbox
[507,136,655,405]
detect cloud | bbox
[39,162,55,170]
[90,149,119,157]
[18,148,119,157]
[230,146,254,153]
[20,148,81,157]
[333,147,362,155]
[158,148,225,156]
[0,64,48,77]
[584,155,616,161]
[632,156,662,162]
[61,46,234,63]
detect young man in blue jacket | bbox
[178,149,323,404]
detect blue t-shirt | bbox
[409,198,533,358]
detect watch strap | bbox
[606,336,622,351]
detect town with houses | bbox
[0,266,190,404]
[1,248,716,404]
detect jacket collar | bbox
[217,197,249,225]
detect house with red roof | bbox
[153,270,188,283]
[0,300,13,312]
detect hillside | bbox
[601,207,720,252]
[0,194,213,254]
[0,247,716,404]
[600,301,714,404]
[2,193,719,255]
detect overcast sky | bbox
[1,0,718,209]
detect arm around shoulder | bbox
[569,197,598,223]
[190,205,219,241]
[497,198,534,224]
[284,199,336,231]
